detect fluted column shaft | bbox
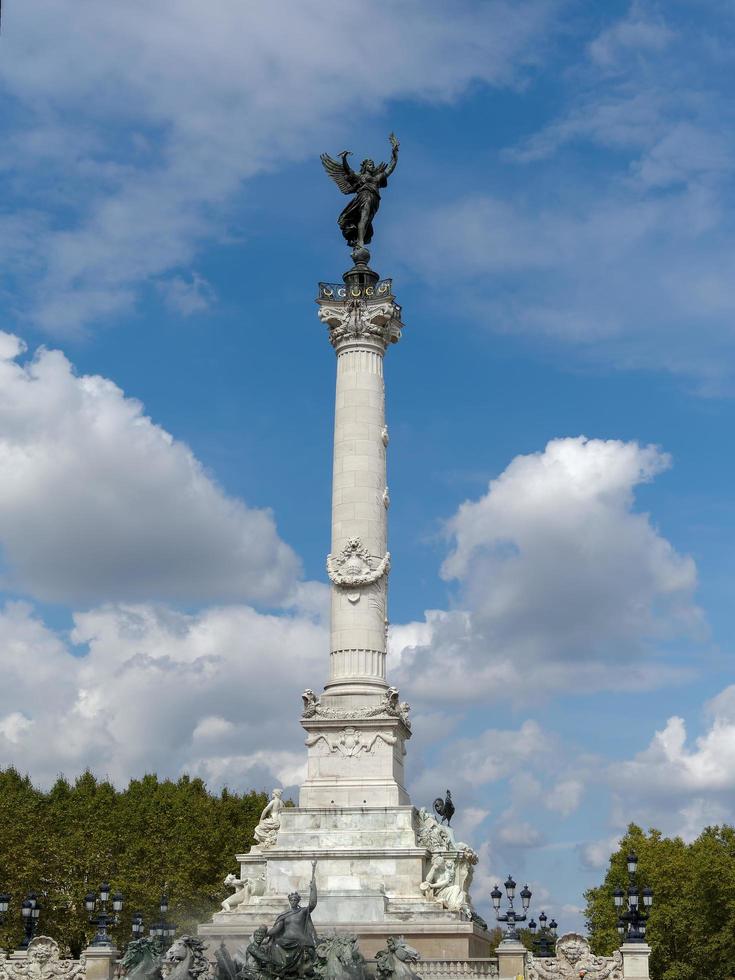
[317,286,403,699]
[329,339,388,690]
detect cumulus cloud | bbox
[0,599,328,789]
[393,3,735,387]
[578,834,621,870]
[391,437,700,702]
[0,333,300,604]
[607,685,735,838]
[0,0,556,333]
[497,821,545,848]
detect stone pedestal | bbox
[620,943,651,980]
[82,946,119,980]
[495,940,526,980]
[198,805,495,959]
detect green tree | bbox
[0,768,268,956]
[585,823,735,980]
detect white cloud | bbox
[587,5,674,70]
[579,834,620,870]
[392,437,700,703]
[497,821,545,848]
[0,599,327,790]
[448,721,548,785]
[608,685,735,838]
[0,0,556,333]
[545,778,584,816]
[393,3,735,387]
[0,333,300,605]
[158,273,215,316]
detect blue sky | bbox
[1,0,734,932]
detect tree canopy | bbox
[0,768,267,957]
[584,823,735,980]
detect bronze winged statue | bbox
[321,134,399,251]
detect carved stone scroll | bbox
[527,934,623,980]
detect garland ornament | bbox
[326,537,391,588]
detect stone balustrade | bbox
[417,958,499,978]
[361,958,498,979]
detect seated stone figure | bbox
[222,872,267,912]
[253,789,285,850]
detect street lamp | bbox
[131,912,144,940]
[491,875,532,941]
[613,851,652,943]
[20,893,41,948]
[528,911,558,958]
[85,883,124,946]
[149,894,175,948]
[0,893,9,928]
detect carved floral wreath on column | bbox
[326,537,391,587]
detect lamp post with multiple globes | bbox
[491,875,533,941]
[85,883,123,947]
[20,893,41,949]
[149,894,175,949]
[131,911,145,941]
[613,852,653,943]
[528,910,558,958]
[0,892,9,951]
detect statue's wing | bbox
[320,153,357,195]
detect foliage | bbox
[0,768,267,957]
[584,823,735,980]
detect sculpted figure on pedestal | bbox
[320,134,399,251]
[415,809,479,919]
[301,690,321,718]
[221,872,267,912]
[416,808,453,853]
[261,861,318,978]
[253,789,284,850]
[419,853,447,897]
[375,939,421,980]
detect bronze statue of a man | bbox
[263,860,318,977]
[321,134,399,249]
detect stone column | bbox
[318,271,403,703]
[496,938,527,980]
[620,942,651,979]
[297,267,409,809]
[82,945,120,980]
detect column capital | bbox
[317,289,403,353]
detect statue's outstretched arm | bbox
[309,859,318,910]
[383,133,400,177]
[341,151,355,179]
